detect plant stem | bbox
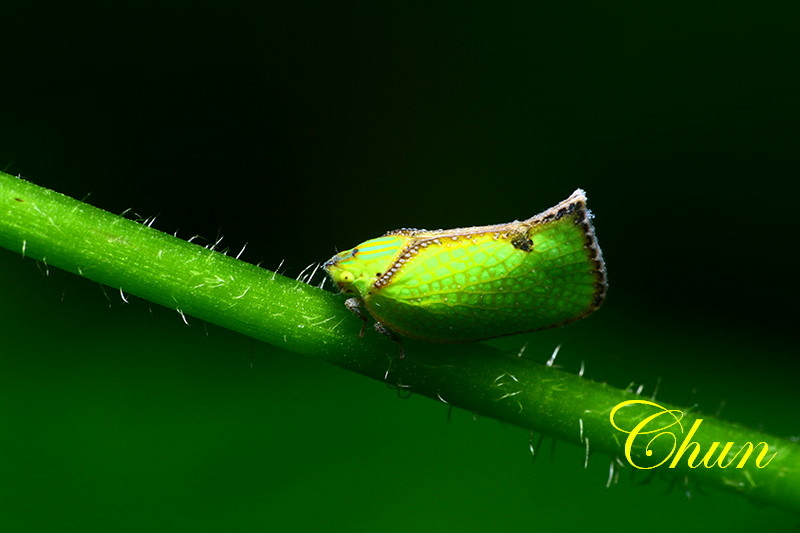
[1,171,798,514]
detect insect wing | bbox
[362,190,606,341]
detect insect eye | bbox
[337,270,355,284]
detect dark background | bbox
[1,2,798,531]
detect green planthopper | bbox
[323,189,607,351]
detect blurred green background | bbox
[1,2,798,531]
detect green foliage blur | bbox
[1,2,797,531]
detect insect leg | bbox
[373,322,405,359]
[344,297,368,337]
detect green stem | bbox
[1,171,798,514]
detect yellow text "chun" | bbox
[609,400,777,470]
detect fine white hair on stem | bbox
[650,377,662,401]
[271,259,285,281]
[584,437,591,469]
[546,344,561,367]
[176,308,190,326]
[296,262,313,281]
[305,262,322,285]
[209,235,224,251]
[39,257,50,277]
[98,284,112,308]
[235,242,248,260]
[606,460,616,488]
[529,432,544,460]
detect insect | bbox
[323,189,607,352]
